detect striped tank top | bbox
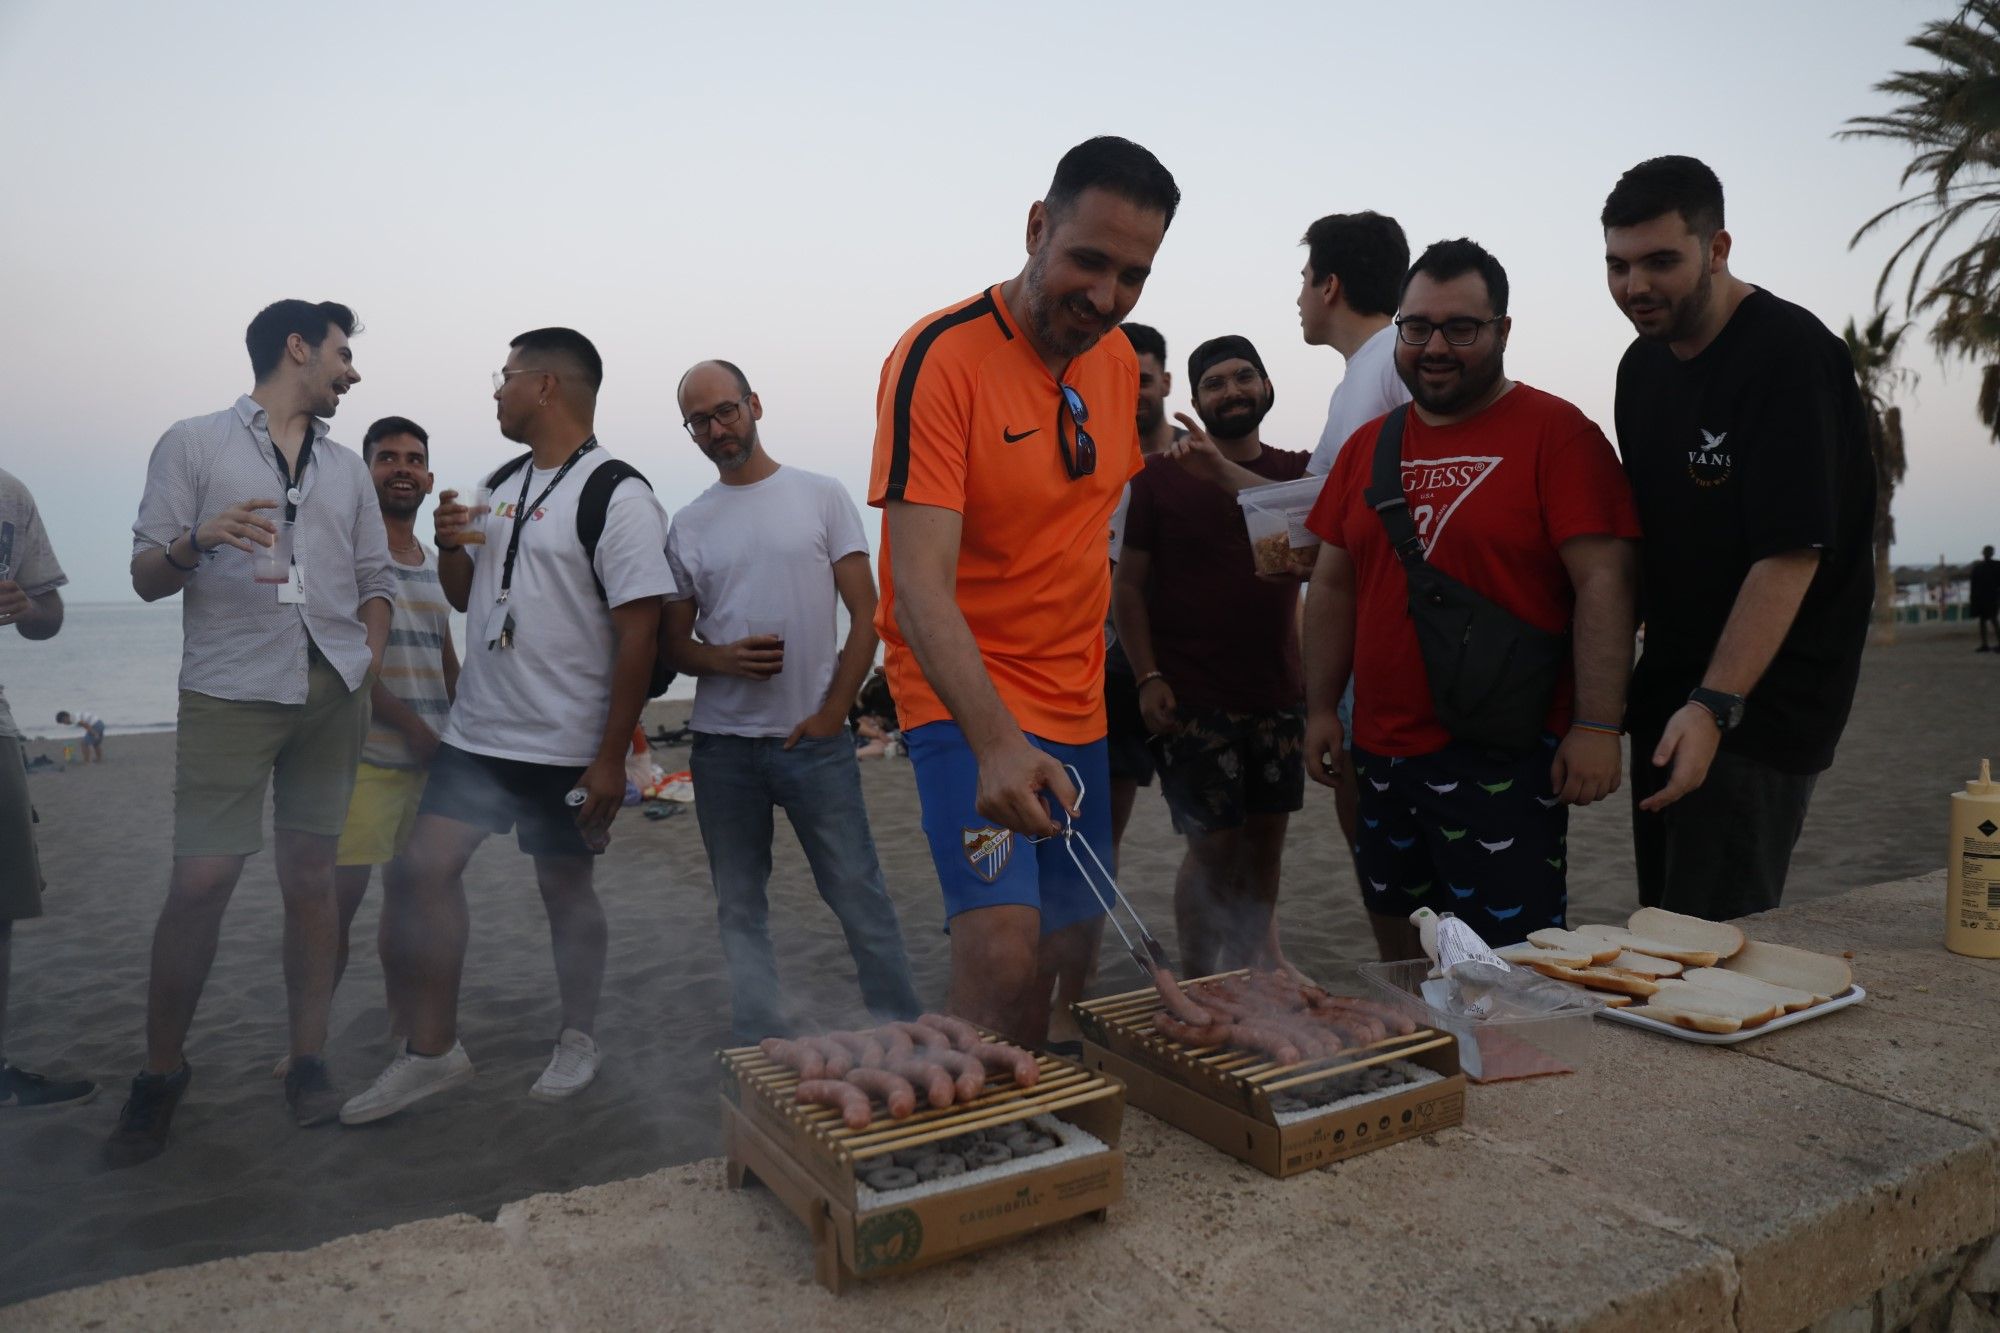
[362,547,453,769]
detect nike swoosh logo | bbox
[1002,427,1039,443]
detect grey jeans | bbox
[1631,741,1819,920]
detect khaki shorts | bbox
[174,654,371,858]
[335,762,427,867]
[0,735,45,921]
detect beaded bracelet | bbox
[1570,720,1624,736]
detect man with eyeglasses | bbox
[869,136,1180,1047]
[661,359,921,1044]
[1112,335,1310,978]
[1302,240,1640,953]
[341,327,674,1125]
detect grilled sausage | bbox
[796,1078,872,1130]
[758,1037,826,1080]
[801,1035,852,1079]
[930,1049,988,1101]
[968,1041,1039,1087]
[915,1013,982,1053]
[1151,964,1216,1025]
[885,1055,956,1110]
[843,1066,918,1120]
[827,1030,888,1069]
[891,1020,953,1052]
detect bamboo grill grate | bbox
[717,1041,1121,1165]
[1075,969,1454,1110]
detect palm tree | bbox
[1844,312,1915,644]
[1842,1,2000,439]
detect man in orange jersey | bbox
[869,136,1180,1047]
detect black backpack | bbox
[487,452,677,698]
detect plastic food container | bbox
[1236,475,1327,577]
[1359,959,1599,1083]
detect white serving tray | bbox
[1598,984,1867,1045]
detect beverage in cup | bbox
[251,519,295,584]
[458,486,491,545]
[748,618,785,675]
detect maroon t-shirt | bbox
[1123,447,1313,714]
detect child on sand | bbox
[54,710,103,763]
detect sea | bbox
[1,601,700,740]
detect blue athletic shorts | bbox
[903,720,1112,935]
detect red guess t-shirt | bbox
[1306,384,1641,756]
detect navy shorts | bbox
[904,720,1111,935]
[1350,737,1568,947]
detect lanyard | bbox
[496,437,596,604]
[272,429,316,522]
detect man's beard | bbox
[1135,396,1163,436]
[1024,246,1106,360]
[1628,265,1714,343]
[1195,391,1272,441]
[378,492,422,518]
[1402,344,1506,416]
[702,429,756,471]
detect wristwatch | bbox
[1687,687,1745,731]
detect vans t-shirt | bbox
[442,448,676,767]
[666,466,870,738]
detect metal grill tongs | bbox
[1026,765,1173,981]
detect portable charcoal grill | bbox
[1073,970,1466,1176]
[718,1037,1126,1292]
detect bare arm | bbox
[359,596,390,674]
[575,596,665,833]
[885,499,1074,835]
[131,501,282,602]
[436,547,472,613]
[0,586,62,640]
[1640,549,1821,813]
[1163,411,1275,494]
[657,598,782,680]
[1550,536,1639,806]
[441,624,460,704]
[1301,543,1357,787]
[789,551,879,747]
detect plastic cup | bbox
[251,519,295,584]
[458,486,491,545]
[748,618,785,675]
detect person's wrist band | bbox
[1136,671,1165,688]
[185,526,213,557]
[1570,720,1623,736]
[163,540,199,573]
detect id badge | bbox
[277,558,306,604]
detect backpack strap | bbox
[1361,406,1427,570]
[575,458,652,602]
[486,451,533,490]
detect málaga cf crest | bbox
[961,826,1013,884]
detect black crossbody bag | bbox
[1362,405,1566,756]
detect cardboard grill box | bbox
[1074,977,1467,1179]
[718,1044,1126,1294]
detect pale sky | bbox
[1,0,1991,603]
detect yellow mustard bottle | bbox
[1947,759,2000,958]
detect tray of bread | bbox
[1492,907,1861,1044]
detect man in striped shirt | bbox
[330,416,459,1037]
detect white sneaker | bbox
[529,1029,600,1102]
[339,1041,474,1125]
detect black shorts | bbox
[418,742,595,857]
[1105,666,1155,786]
[1154,707,1305,836]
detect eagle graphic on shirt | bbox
[1399,456,1503,553]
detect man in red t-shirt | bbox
[1302,239,1640,954]
[1113,335,1310,978]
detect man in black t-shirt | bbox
[1971,546,1999,651]
[1602,156,1875,920]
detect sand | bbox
[2,624,1995,1307]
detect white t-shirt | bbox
[1306,323,1411,476]
[666,466,870,738]
[443,449,677,766]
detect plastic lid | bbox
[1969,759,1998,797]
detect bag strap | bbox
[575,458,652,603]
[1362,405,1428,570]
[486,451,533,489]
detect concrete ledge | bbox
[11,873,1997,1331]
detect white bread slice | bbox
[1623,1002,1741,1035]
[1719,940,1851,1001]
[1497,941,1594,969]
[1604,950,1683,979]
[1648,978,1782,1028]
[1626,907,1746,960]
[1521,960,1661,998]
[1572,924,1719,969]
[1525,928,1622,965]
[1679,967,1817,1013]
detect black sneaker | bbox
[103,1063,192,1168]
[0,1063,98,1109]
[283,1054,342,1127]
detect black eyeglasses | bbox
[1394,316,1504,347]
[1059,384,1095,481]
[683,396,749,437]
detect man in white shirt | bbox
[341,328,675,1124]
[110,300,394,1163]
[663,360,920,1043]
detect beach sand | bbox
[2,626,1995,1306]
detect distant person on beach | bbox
[0,468,98,1110]
[1302,239,1641,953]
[53,710,104,762]
[869,136,1179,1047]
[1972,546,2000,652]
[326,416,458,1041]
[661,359,921,1044]
[341,328,673,1125]
[109,300,393,1164]
[1604,156,1875,919]
[1113,335,1309,978]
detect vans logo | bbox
[1688,428,1733,487]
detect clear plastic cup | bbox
[459,486,491,545]
[251,519,295,584]
[748,617,785,675]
